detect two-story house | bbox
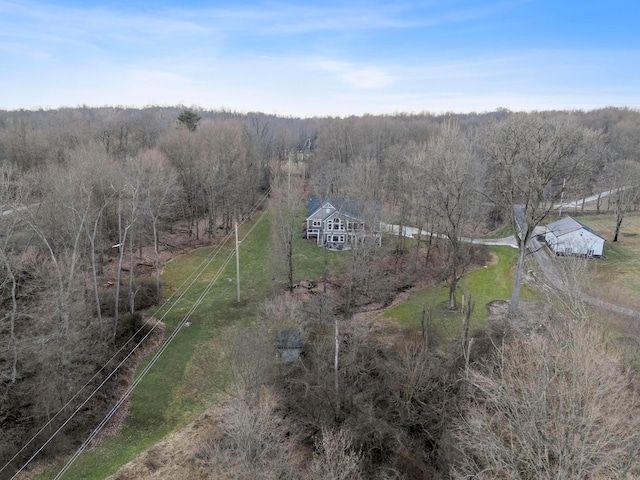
[305,197,379,249]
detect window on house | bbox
[312,220,321,227]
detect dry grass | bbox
[572,212,640,311]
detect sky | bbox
[1,0,639,117]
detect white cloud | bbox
[310,59,393,89]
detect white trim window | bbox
[312,220,321,227]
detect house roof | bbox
[546,216,605,240]
[275,329,302,349]
[307,197,380,220]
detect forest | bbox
[2,106,640,479]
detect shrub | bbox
[449,321,640,479]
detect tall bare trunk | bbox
[510,238,528,316]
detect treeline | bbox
[2,105,640,476]
[0,107,296,474]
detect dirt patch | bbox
[485,299,552,335]
[485,251,499,267]
[107,405,225,480]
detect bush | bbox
[449,321,640,479]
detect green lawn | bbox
[38,208,353,479]
[40,216,273,478]
[382,246,536,338]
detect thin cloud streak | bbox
[0,0,638,115]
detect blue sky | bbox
[1,0,639,117]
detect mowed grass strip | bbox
[382,246,536,337]
[39,206,352,479]
[39,214,277,479]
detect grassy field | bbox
[382,246,536,338]
[37,207,351,479]
[572,212,640,311]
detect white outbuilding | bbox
[545,217,605,257]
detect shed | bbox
[275,329,302,363]
[545,217,605,257]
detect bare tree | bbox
[425,123,484,309]
[450,321,640,479]
[161,127,206,236]
[22,160,95,344]
[134,149,178,298]
[65,142,119,338]
[309,427,363,480]
[0,162,27,383]
[270,163,304,292]
[112,169,141,340]
[205,386,302,479]
[548,254,594,320]
[482,113,602,316]
[603,159,640,241]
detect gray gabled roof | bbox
[307,197,380,221]
[275,329,302,349]
[546,216,605,240]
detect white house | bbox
[545,217,605,257]
[305,197,380,249]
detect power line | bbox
[4,191,270,478]
[53,245,241,478]
[3,231,234,479]
[54,207,269,477]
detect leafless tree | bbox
[161,126,206,236]
[204,386,302,479]
[425,123,484,309]
[547,254,594,320]
[603,159,640,241]
[482,112,603,316]
[112,168,141,340]
[22,159,95,345]
[134,149,179,298]
[0,162,27,383]
[269,163,304,292]
[309,427,363,480]
[450,321,640,479]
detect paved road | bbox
[383,223,518,248]
[385,222,640,320]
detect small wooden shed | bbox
[275,329,302,363]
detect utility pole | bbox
[235,221,240,303]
